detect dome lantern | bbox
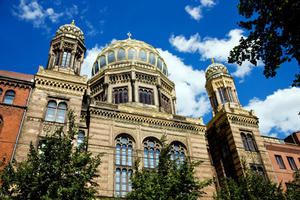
[55,20,85,43]
[205,62,230,81]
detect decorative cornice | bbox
[35,66,87,95]
[89,104,205,134]
[227,113,259,128]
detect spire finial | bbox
[127,32,132,40]
[211,58,215,64]
[71,20,75,25]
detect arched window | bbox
[100,55,106,68]
[45,101,67,123]
[77,131,85,147]
[115,135,134,197]
[56,103,67,123]
[170,142,186,166]
[149,53,156,65]
[108,51,115,64]
[61,51,71,67]
[114,88,128,104]
[247,134,256,151]
[139,88,153,105]
[0,88,3,99]
[241,133,256,151]
[94,62,99,74]
[226,87,235,102]
[128,48,136,59]
[138,49,147,62]
[143,138,161,168]
[4,90,15,104]
[163,65,167,75]
[157,58,162,70]
[117,48,126,61]
[241,133,249,150]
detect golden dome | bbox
[55,20,85,43]
[205,62,230,80]
[91,37,168,77]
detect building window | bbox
[115,135,134,197]
[128,48,136,60]
[143,138,160,169]
[77,131,85,147]
[139,88,153,105]
[250,164,266,178]
[275,155,286,169]
[108,51,115,64]
[117,48,126,61]
[138,49,147,62]
[161,94,171,113]
[61,51,71,67]
[149,53,156,65]
[209,92,219,109]
[287,157,297,170]
[226,87,235,102]
[114,87,128,104]
[0,88,3,99]
[3,90,15,104]
[241,133,249,150]
[241,133,256,151]
[45,101,67,123]
[218,87,227,104]
[170,142,186,166]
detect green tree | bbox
[0,111,102,200]
[214,169,286,200]
[126,137,212,200]
[228,0,300,86]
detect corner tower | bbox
[46,20,86,75]
[14,21,87,162]
[205,61,277,184]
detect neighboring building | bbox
[263,133,300,189]
[0,70,33,168]
[0,21,295,199]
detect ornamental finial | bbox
[71,20,75,25]
[127,32,132,40]
[211,58,215,64]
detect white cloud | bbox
[245,87,300,137]
[169,29,261,79]
[65,5,79,19]
[81,45,104,79]
[158,49,211,117]
[13,0,63,28]
[185,5,202,21]
[200,0,215,7]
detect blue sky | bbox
[0,0,299,138]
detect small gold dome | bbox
[91,38,168,77]
[56,21,85,43]
[205,63,230,80]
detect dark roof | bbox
[0,70,34,82]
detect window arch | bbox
[61,51,71,67]
[115,134,134,197]
[45,101,67,123]
[100,55,106,68]
[77,131,85,147]
[138,49,147,62]
[128,48,136,59]
[114,87,128,104]
[117,48,126,61]
[107,51,115,64]
[149,53,156,65]
[139,88,153,105]
[170,142,186,166]
[94,62,99,74]
[143,137,161,168]
[0,88,2,99]
[4,90,15,104]
[241,133,256,151]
